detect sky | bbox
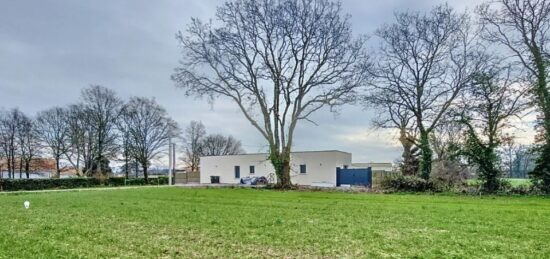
[0,0,533,164]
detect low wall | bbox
[174,172,200,184]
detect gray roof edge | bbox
[200,150,351,158]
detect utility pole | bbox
[168,138,172,186]
[172,143,176,185]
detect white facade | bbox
[200,150,352,186]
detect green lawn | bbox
[0,187,549,258]
[468,178,532,187]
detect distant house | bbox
[200,150,353,186]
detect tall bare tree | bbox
[80,85,122,178]
[371,4,480,179]
[121,97,179,182]
[459,61,528,192]
[182,121,206,173]
[364,88,419,175]
[0,108,26,178]
[430,119,465,163]
[17,114,41,178]
[173,0,370,187]
[201,134,244,156]
[36,107,69,178]
[64,104,91,176]
[117,107,134,179]
[478,0,550,191]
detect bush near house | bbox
[0,177,168,191]
[381,175,437,192]
[383,174,543,195]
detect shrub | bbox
[0,176,168,192]
[0,178,100,191]
[381,175,436,192]
[468,178,513,194]
[430,160,469,191]
[105,177,168,186]
[508,184,532,195]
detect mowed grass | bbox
[468,178,532,187]
[0,188,549,258]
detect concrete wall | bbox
[174,172,200,184]
[200,151,352,186]
[351,163,393,172]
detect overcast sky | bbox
[2,0,533,163]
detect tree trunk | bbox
[25,161,30,179]
[19,157,23,179]
[7,154,11,179]
[142,163,149,183]
[399,128,418,176]
[11,149,16,179]
[54,156,61,179]
[270,151,291,188]
[479,144,501,193]
[419,130,433,180]
[532,50,550,192]
[124,150,129,179]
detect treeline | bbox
[364,1,549,193]
[173,0,550,192]
[0,85,178,181]
[181,120,244,172]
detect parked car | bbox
[240,176,268,185]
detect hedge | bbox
[0,176,168,192]
[380,175,437,192]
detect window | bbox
[300,164,307,174]
[234,166,240,178]
[249,165,255,174]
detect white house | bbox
[200,150,352,186]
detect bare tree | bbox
[117,107,134,179]
[478,0,550,191]
[17,114,41,178]
[201,134,244,156]
[500,134,521,178]
[64,104,91,176]
[173,0,370,187]
[371,4,481,179]
[513,144,536,178]
[80,85,122,178]
[364,89,419,175]
[459,62,528,192]
[430,119,465,162]
[182,121,206,172]
[0,108,25,178]
[36,107,69,178]
[121,97,179,182]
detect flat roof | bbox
[352,162,393,166]
[200,150,351,158]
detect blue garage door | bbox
[336,167,372,187]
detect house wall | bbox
[200,151,352,186]
[351,163,393,172]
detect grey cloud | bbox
[1,0,482,163]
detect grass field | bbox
[0,187,549,258]
[468,178,532,187]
